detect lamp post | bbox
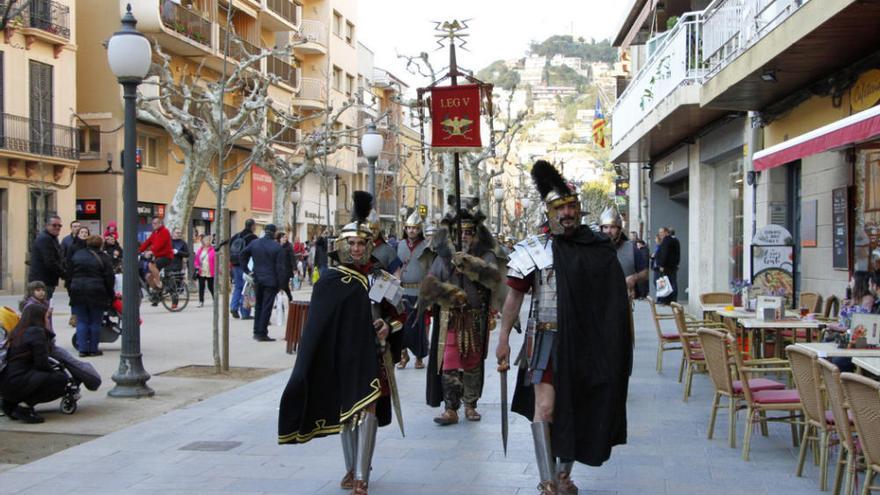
[290,189,301,239]
[399,206,408,237]
[520,197,531,239]
[360,123,383,196]
[493,182,504,235]
[106,4,154,398]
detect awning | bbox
[753,105,880,171]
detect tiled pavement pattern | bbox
[0,301,829,494]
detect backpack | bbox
[0,306,19,373]
[230,235,246,264]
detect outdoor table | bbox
[700,303,731,319]
[792,342,880,359]
[740,318,825,358]
[853,357,880,376]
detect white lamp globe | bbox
[289,190,301,204]
[107,5,152,81]
[360,124,383,159]
[494,185,504,202]
[521,197,531,210]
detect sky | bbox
[357,0,631,91]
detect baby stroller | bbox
[49,357,82,414]
[70,296,123,351]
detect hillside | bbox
[530,36,616,63]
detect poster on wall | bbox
[832,187,849,270]
[251,166,273,212]
[750,224,795,307]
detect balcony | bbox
[218,27,261,62]
[267,55,298,89]
[611,12,726,163]
[0,113,79,162]
[268,119,299,150]
[292,77,326,110]
[4,0,71,55]
[701,0,880,110]
[261,0,299,31]
[159,1,212,49]
[295,20,328,55]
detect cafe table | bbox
[792,342,880,359]
[853,357,880,376]
[739,318,825,358]
[700,303,732,320]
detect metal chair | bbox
[840,373,880,495]
[818,358,859,495]
[788,345,834,491]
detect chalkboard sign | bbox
[832,187,849,270]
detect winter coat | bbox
[277,242,295,282]
[68,248,115,309]
[0,326,64,402]
[139,226,173,259]
[103,243,123,272]
[240,235,283,288]
[194,245,216,278]
[228,229,257,266]
[28,230,65,287]
[65,237,87,278]
[170,238,190,272]
[103,221,119,240]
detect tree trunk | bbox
[272,179,293,230]
[165,152,213,232]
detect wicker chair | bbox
[671,303,727,401]
[700,292,734,305]
[698,328,785,448]
[731,336,800,461]
[824,295,841,320]
[800,292,823,314]
[647,296,683,374]
[840,373,880,495]
[818,358,859,495]
[787,345,834,491]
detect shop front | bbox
[75,199,102,238]
[650,144,690,303]
[190,207,215,243]
[137,202,166,243]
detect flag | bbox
[592,99,606,148]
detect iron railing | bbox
[3,0,72,40]
[0,113,78,160]
[299,19,327,47]
[267,0,297,25]
[160,1,212,47]
[296,77,326,101]
[268,119,297,147]
[218,27,261,61]
[267,55,297,87]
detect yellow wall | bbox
[763,91,852,148]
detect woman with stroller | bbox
[193,234,216,307]
[0,304,69,423]
[68,235,115,357]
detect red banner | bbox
[251,166,273,212]
[430,84,482,152]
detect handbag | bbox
[655,275,673,298]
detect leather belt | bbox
[537,322,557,332]
[401,283,420,289]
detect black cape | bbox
[278,265,401,444]
[511,226,633,466]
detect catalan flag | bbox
[592,99,606,148]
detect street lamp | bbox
[493,182,504,235]
[106,4,154,398]
[290,189,301,239]
[360,123,383,196]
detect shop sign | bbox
[137,203,166,218]
[429,84,483,152]
[251,166,273,212]
[156,205,165,218]
[193,208,216,222]
[137,205,152,216]
[852,69,880,113]
[750,224,795,307]
[75,199,101,220]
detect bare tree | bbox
[0,1,30,32]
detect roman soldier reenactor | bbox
[397,209,434,369]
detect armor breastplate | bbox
[616,240,637,277]
[533,267,558,324]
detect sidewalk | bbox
[0,301,827,494]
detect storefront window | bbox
[711,158,744,290]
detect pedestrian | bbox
[60,220,81,258]
[314,231,329,273]
[169,227,190,278]
[599,207,648,300]
[192,234,216,307]
[278,191,404,495]
[69,235,115,357]
[228,219,257,319]
[102,234,123,273]
[422,201,503,426]
[275,231,295,303]
[497,160,632,494]
[138,217,173,293]
[103,221,119,240]
[27,215,66,301]
[0,304,69,423]
[293,236,305,264]
[387,232,399,251]
[19,281,53,330]
[396,210,433,369]
[655,226,681,304]
[240,224,282,342]
[65,226,90,273]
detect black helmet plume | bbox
[531,160,569,201]
[352,191,373,223]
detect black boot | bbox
[12,406,44,424]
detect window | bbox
[345,21,355,45]
[346,74,354,97]
[333,11,342,37]
[29,61,53,156]
[78,126,101,155]
[332,65,342,91]
[137,134,159,170]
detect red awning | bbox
[753,105,880,171]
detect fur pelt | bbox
[452,252,502,288]
[419,274,467,309]
[429,225,454,260]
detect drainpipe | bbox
[744,111,762,281]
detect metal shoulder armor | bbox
[506,234,550,279]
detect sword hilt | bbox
[497,359,509,372]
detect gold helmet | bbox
[531,160,579,235]
[333,191,374,266]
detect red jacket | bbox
[139,226,173,259]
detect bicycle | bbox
[140,268,190,312]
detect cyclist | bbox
[138,217,173,292]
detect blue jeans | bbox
[72,305,103,353]
[231,265,250,317]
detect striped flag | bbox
[592,99,606,148]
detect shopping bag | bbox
[242,274,256,310]
[655,275,673,298]
[273,292,287,327]
[312,267,320,284]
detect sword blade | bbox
[500,368,509,457]
[383,348,405,437]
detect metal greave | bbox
[531,421,556,483]
[556,458,573,477]
[355,412,378,483]
[341,419,357,473]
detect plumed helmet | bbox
[333,191,374,266]
[531,160,579,235]
[599,207,622,228]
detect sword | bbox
[382,344,405,437]
[498,358,510,457]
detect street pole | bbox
[496,199,502,235]
[109,82,154,398]
[368,156,377,197]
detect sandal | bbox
[340,470,354,489]
[351,479,368,495]
[464,406,481,422]
[414,359,425,369]
[556,472,578,494]
[397,350,409,369]
[537,480,558,495]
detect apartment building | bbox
[611,0,880,309]
[0,0,78,293]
